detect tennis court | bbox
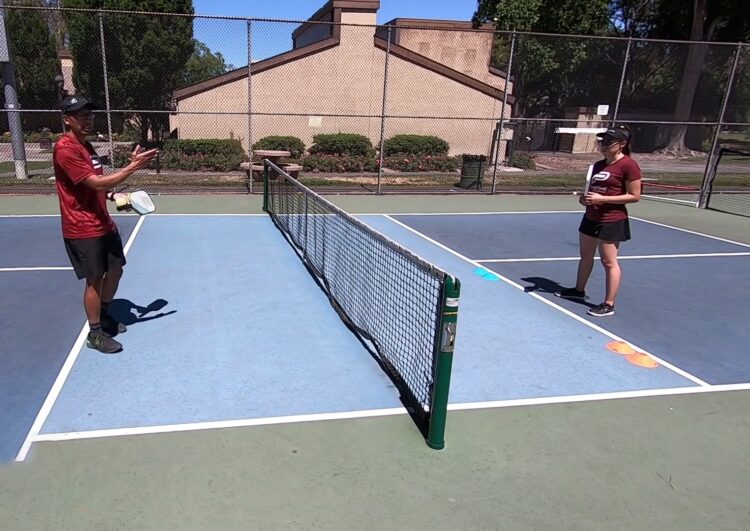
[1,178,749,529]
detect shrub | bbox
[382,155,459,172]
[302,154,378,173]
[113,139,246,172]
[383,135,449,156]
[253,135,306,158]
[309,133,375,157]
[509,153,536,170]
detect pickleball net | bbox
[262,160,461,449]
[704,147,750,217]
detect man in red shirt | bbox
[54,95,157,353]
[555,125,642,317]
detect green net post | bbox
[427,276,461,450]
[262,159,269,212]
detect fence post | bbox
[0,0,27,179]
[612,36,632,124]
[698,42,743,208]
[490,30,516,195]
[247,20,253,194]
[98,11,114,166]
[376,25,392,195]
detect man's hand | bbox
[112,192,132,211]
[128,145,159,171]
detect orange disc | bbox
[607,341,637,355]
[626,352,659,368]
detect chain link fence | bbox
[1,5,748,202]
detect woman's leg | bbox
[598,239,621,306]
[575,233,599,292]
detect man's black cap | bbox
[61,95,97,115]
[596,125,630,142]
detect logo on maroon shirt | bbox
[590,171,610,192]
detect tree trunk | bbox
[140,115,149,145]
[665,0,709,153]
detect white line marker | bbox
[15,215,147,462]
[151,213,265,217]
[0,266,73,272]
[32,407,409,442]
[477,252,750,263]
[383,215,709,387]
[366,211,582,216]
[448,383,750,411]
[0,214,59,218]
[31,383,750,444]
[630,216,750,249]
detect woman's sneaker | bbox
[587,303,615,317]
[87,329,123,353]
[554,288,587,300]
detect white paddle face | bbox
[583,164,594,195]
[129,191,156,215]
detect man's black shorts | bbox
[64,231,126,280]
[578,216,631,242]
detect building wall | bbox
[394,27,510,93]
[171,13,511,158]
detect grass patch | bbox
[0,161,53,172]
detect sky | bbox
[191,0,480,68]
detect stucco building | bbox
[171,0,514,158]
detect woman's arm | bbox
[585,179,641,206]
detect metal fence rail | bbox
[0,5,748,201]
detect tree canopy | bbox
[474,0,750,151]
[63,0,194,142]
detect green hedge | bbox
[303,154,378,173]
[510,153,536,170]
[0,131,63,143]
[114,139,246,171]
[253,135,306,158]
[309,133,375,157]
[383,155,459,172]
[383,135,450,156]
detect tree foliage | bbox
[179,40,234,88]
[63,0,194,142]
[4,1,61,110]
[474,0,750,152]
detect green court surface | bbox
[2,193,749,530]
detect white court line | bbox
[0,214,59,218]
[0,266,73,272]
[477,252,750,263]
[369,210,582,216]
[31,383,750,444]
[448,383,750,411]
[150,213,265,217]
[0,213,135,218]
[15,215,147,462]
[641,194,699,207]
[32,407,409,443]
[630,216,750,249]
[383,214,710,388]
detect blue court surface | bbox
[2,210,749,462]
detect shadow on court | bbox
[520,276,597,309]
[108,298,177,326]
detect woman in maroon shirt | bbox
[556,125,642,317]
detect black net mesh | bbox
[706,147,750,217]
[265,162,448,431]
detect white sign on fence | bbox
[597,104,610,116]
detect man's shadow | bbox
[108,298,177,325]
[520,277,596,309]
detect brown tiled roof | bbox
[372,37,514,103]
[173,6,513,104]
